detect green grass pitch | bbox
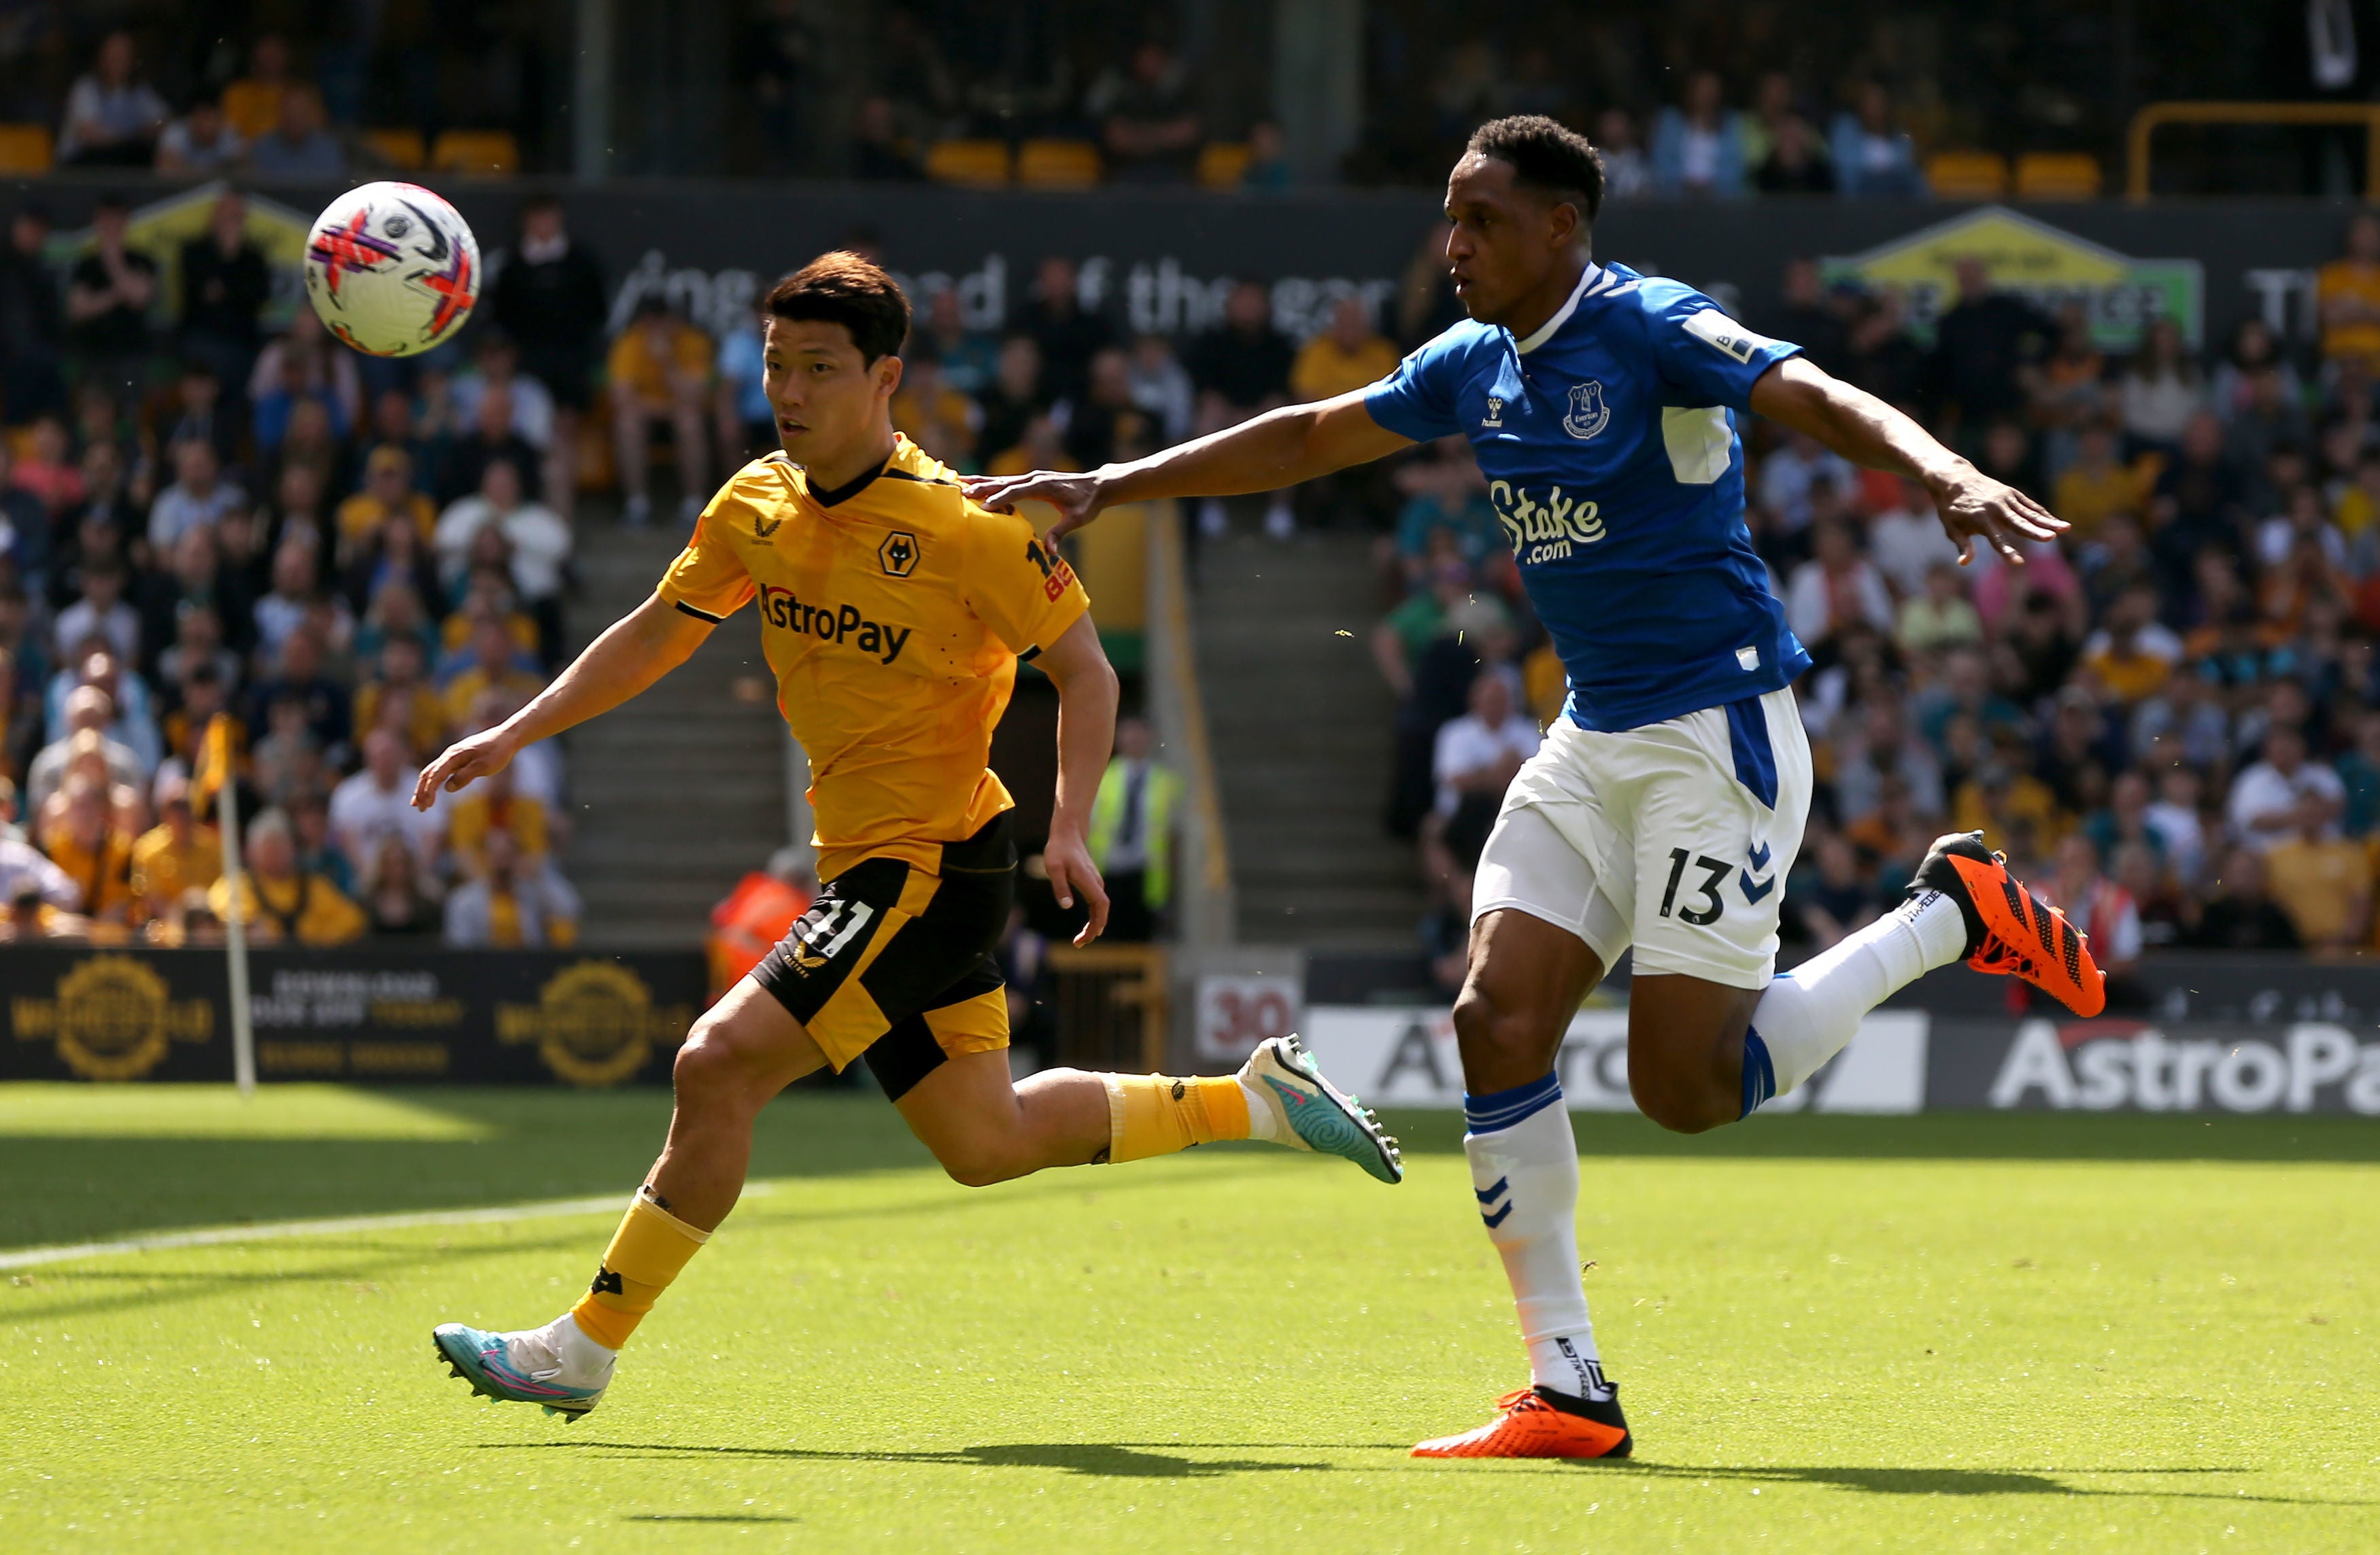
[1,1084,2375,1552]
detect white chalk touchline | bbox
[0,1184,775,1272]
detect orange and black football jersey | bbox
[656,435,1089,881]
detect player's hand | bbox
[1931,464,2066,566]
[961,468,1113,543]
[412,727,518,810]
[1042,828,1110,946]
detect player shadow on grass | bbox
[1599,1461,2356,1506]
[496,1438,1333,1479]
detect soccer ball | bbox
[303,182,479,357]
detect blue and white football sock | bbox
[1463,1074,1612,1402]
[1741,890,1967,1113]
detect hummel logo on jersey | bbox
[758,583,913,663]
[1681,308,1782,365]
[1562,381,1610,440]
[1742,840,1776,903]
[1482,396,1504,428]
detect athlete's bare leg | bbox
[1455,907,1759,1133]
[1450,908,1605,1092]
[894,1049,1112,1186]
[1622,974,1763,1134]
[649,976,828,1229]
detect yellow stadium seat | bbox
[0,123,53,173]
[1925,150,2008,201]
[2014,152,2103,200]
[430,130,519,175]
[925,139,1012,188]
[362,127,426,170]
[1197,141,1253,189]
[1015,138,1102,188]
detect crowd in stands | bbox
[1385,213,2380,993]
[0,188,609,947]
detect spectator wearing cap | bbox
[490,196,606,520]
[0,201,65,424]
[65,194,159,405]
[607,296,713,526]
[129,770,219,925]
[177,190,271,403]
[208,805,366,945]
[156,95,245,175]
[57,31,166,167]
[245,85,343,177]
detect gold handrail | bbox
[1144,500,1235,938]
[2127,100,2380,201]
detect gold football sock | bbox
[1101,1073,1253,1162]
[568,1187,710,1350]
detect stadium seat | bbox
[1016,139,1102,188]
[1925,151,2009,201]
[925,139,1012,188]
[362,127,426,170]
[0,124,52,173]
[430,130,519,175]
[2014,152,2103,200]
[1197,141,1253,189]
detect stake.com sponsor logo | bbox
[1988,1019,2380,1113]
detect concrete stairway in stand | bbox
[564,521,789,948]
[1190,531,1424,947]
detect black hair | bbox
[1465,115,1605,226]
[764,251,911,364]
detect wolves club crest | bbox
[1563,381,1610,441]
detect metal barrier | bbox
[1047,944,1169,1072]
[2127,100,2380,201]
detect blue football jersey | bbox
[1365,261,1814,732]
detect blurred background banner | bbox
[3,948,702,1084]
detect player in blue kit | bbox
[969,115,2107,1458]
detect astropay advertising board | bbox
[1298,1007,2380,1115]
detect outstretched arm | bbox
[413,592,714,808]
[964,389,1413,541]
[1035,611,1119,945]
[1748,355,2064,566]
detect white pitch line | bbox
[0,1184,774,1272]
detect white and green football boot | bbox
[1242,1033,1404,1184]
[432,1312,615,1420]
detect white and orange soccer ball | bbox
[303,181,479,357]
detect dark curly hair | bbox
[1465,115,1605,226]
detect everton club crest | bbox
[1563,380,1610,441]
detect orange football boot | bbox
[1911,831,2105,1017]
[1411,1386,1632,1459]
